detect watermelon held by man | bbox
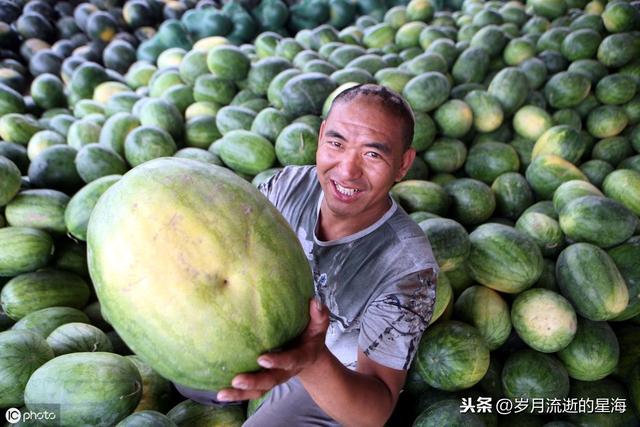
[86,157,314,391]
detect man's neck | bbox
[316,199,392,242]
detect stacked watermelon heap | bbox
[1,0,640,425]
[0,0,413,75]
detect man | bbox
[179,84,438,426]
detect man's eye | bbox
[366,152,381,159]
[328,140,342,148]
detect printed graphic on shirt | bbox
[362,269,437,370]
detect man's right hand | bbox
[216,298,330,402]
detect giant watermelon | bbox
[86,158,314,390]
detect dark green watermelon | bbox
[415,320,490,391]
[0,329,54,407]
[453,285,511,351]
[502,350,570,400]
[467,223,543,294]
[557,317,619,381]
[25,352,142,426]
[556,243,629,321]
[418,218,469,272]
[46,322,113,355]
[1,269,90,320]
[390,180,450,216]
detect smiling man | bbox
[180,84,438,426]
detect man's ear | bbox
[318,120,326,139]
[396,148,416,182]
[315,120,327,165]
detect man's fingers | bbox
[259,345,310,371]
[217,387,265,402]
[307,298,330,335]
[217,359,301,402]
[216,369,291,402]
[232,368,292,391]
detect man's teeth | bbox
[335,182,359,196]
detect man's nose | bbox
[338,150,363,180]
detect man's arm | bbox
[216,300,407,427]
[299,346,407,427]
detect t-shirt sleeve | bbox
[257,166,318,218]
[358,268,437,371]
[258,170,282,204]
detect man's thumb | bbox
[310,297,329,327]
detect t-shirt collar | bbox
[312,191,398,246]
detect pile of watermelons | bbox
[1,0,640,425]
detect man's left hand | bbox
[216,298,330,401]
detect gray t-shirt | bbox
[259,165,438,370]
[245,166,438,426]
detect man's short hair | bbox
[327,84,416,151]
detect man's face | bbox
[316,97,415,230]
